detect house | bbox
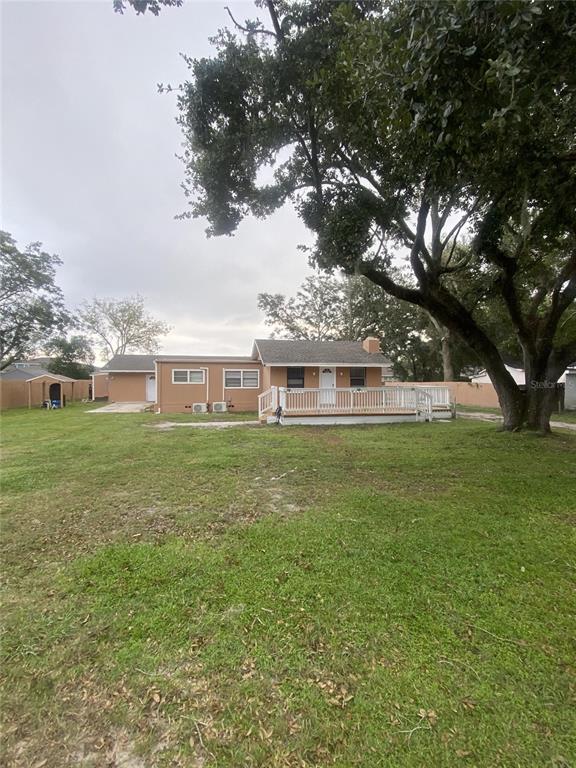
[96,337,453,424]
[471,361,576,410]
[563,367,576,410]
[0,365,90,409]
[11,357,54,369]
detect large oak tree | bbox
[119,0,576,431]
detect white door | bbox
[146,374,156,402]
[319,367,336,406]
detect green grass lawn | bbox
[1,404,575,767]
[456,403,576,424]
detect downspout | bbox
[155,360,161,414]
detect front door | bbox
[319,367,336,406]
[146,375,156,402]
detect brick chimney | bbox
[362,336,381,354]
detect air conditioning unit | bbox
[212,401,228,413]
[192,403,208,413]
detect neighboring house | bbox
[11,357,54,369]
[470,356,525,385]
[564,367,576,410]
[96,337,453,423]
[471,362,575,387]
[471,360,576,410]
[0,365,89,409]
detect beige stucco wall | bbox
[156,361,263,413]
[450,382,500,408]
[267,366,381,389]
[92,373,109,399]
[267,366,319,388]
[108,373,148,402]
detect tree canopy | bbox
[118,0,576,431]
[0,231,69,370]
[78,296,171,360]
[46,335,95,380]
[258,272,470,380]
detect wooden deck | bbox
[258,386,453,424]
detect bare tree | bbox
[79,296,171,360]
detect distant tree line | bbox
[258,271,519,382]
[0,231,170,377]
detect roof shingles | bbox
[100,355,156,372]
[100,340,392,372]
[253,339,391,366]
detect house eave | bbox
[263,362,388,368]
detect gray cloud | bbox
[1,0,313,357]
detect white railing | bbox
[258,386,277,417]
[410,385,452,408]
[270,387,434,417]
[258,385,450,419]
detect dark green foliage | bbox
[46,335,94,380]
[0,231,69,369]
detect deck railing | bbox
[398,385,453,408]
[258,385,448,419]
[257,386,277,417]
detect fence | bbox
[0,379,91,410]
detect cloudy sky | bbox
[1,0,314,359]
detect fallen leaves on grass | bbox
[308,676,355,708]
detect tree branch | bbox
[224,6,277,38]
[265,0,283,39]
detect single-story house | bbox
[97,337,453,424]
[0,365,90,410]
[565,368,576,410]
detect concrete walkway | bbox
[88,402,150,413]
[457,410,576,431]
[150,420,261,431]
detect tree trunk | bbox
[440,332,455,382]
[427,314,454,381]
[525,385,556,433]
[490,376,525,431]
[360,264,571,434]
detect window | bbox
[350,367,366,387]
[224,369,260,388]
[287,367,305,388]
[172,369,205,384]
[242,370,259,388]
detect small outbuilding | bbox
[0,366,89,410]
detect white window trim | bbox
[172,368,206,385]
[223,368,260,389]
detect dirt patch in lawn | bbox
[148,421,261,431]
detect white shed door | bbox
[146,374,156,402]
